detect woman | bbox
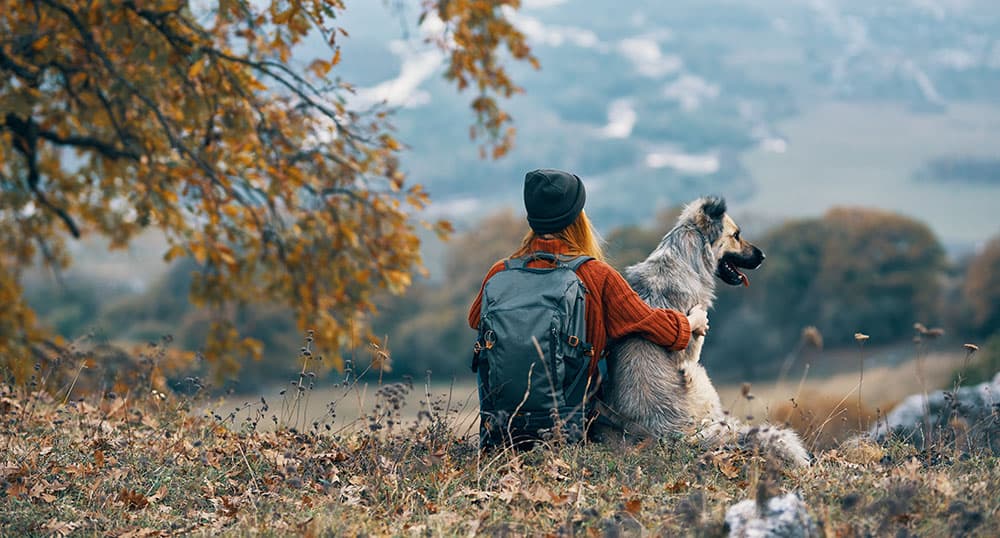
[468,168,708,446]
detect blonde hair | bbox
[512,210,606,262]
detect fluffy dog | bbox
[599,196,810,467]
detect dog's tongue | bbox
[738,270,750,287]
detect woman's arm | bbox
[599,265,692,351]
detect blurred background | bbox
[22,0,1000,420]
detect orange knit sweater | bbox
[468,237,692,363]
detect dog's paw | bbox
[740,424,812,468]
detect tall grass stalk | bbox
[60,359,88,406]
[854,333,869,431]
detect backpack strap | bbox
[503,257,527,270]
[564,255,593,271]
[506,252,594,270]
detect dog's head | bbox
[684,196,765,287]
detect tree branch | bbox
[3,112,81,238]
[39,0,242,206]
[35,129,139,160]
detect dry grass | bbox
[715,351,966,450]
[718,351,964,413]
[205,379,481,435]
[767,393,878,451]
[2,347,998,537]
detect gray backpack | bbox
[472,252,595,448]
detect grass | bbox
[2,352,998,537]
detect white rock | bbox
[725,492,818,538]
[870,371,1000,452]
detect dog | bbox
[598,196,810,467]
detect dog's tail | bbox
[698,420,811,467]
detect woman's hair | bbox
[512,210,606,261]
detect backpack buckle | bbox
[484,329,496,349]
[567,335,580,347]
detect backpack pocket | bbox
[479,306,566,413]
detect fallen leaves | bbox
[42,519,81,537]
[665,479,691,493]
[5,477,68,504]
[116,527,168,538]
[623,497,642,516]
[117,489,150,511]
[2,379,999,536]
[707,450,744,480]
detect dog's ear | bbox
[701,196,727,220]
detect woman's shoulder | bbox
[575,257,619,282]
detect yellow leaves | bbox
[271,34,291,63]
[383,270,412,294]
[380,134,401,151]
[426,1,532,158]
[217,247,236,268]
[340,225,358,248]
[272,6,298,25]
[157,188,179,206]
[0,0,492,380]
[32,35,51,51]
[188,58,208,79]
[222,205,241,219]
[241,337,263,361]
[308,58,333,78]
[434,220,454,239]
[190,243,208,264]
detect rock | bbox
[869,372,1000,453]
[724,492,818,538]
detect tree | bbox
[816,208,946,341]
[964,235,1000,336]
[0,0,534,380]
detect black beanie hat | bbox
[523,168,586,234]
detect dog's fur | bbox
[599,197,810,467]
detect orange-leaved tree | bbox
[0,0,534,380]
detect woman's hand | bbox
[687,304,709,337]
